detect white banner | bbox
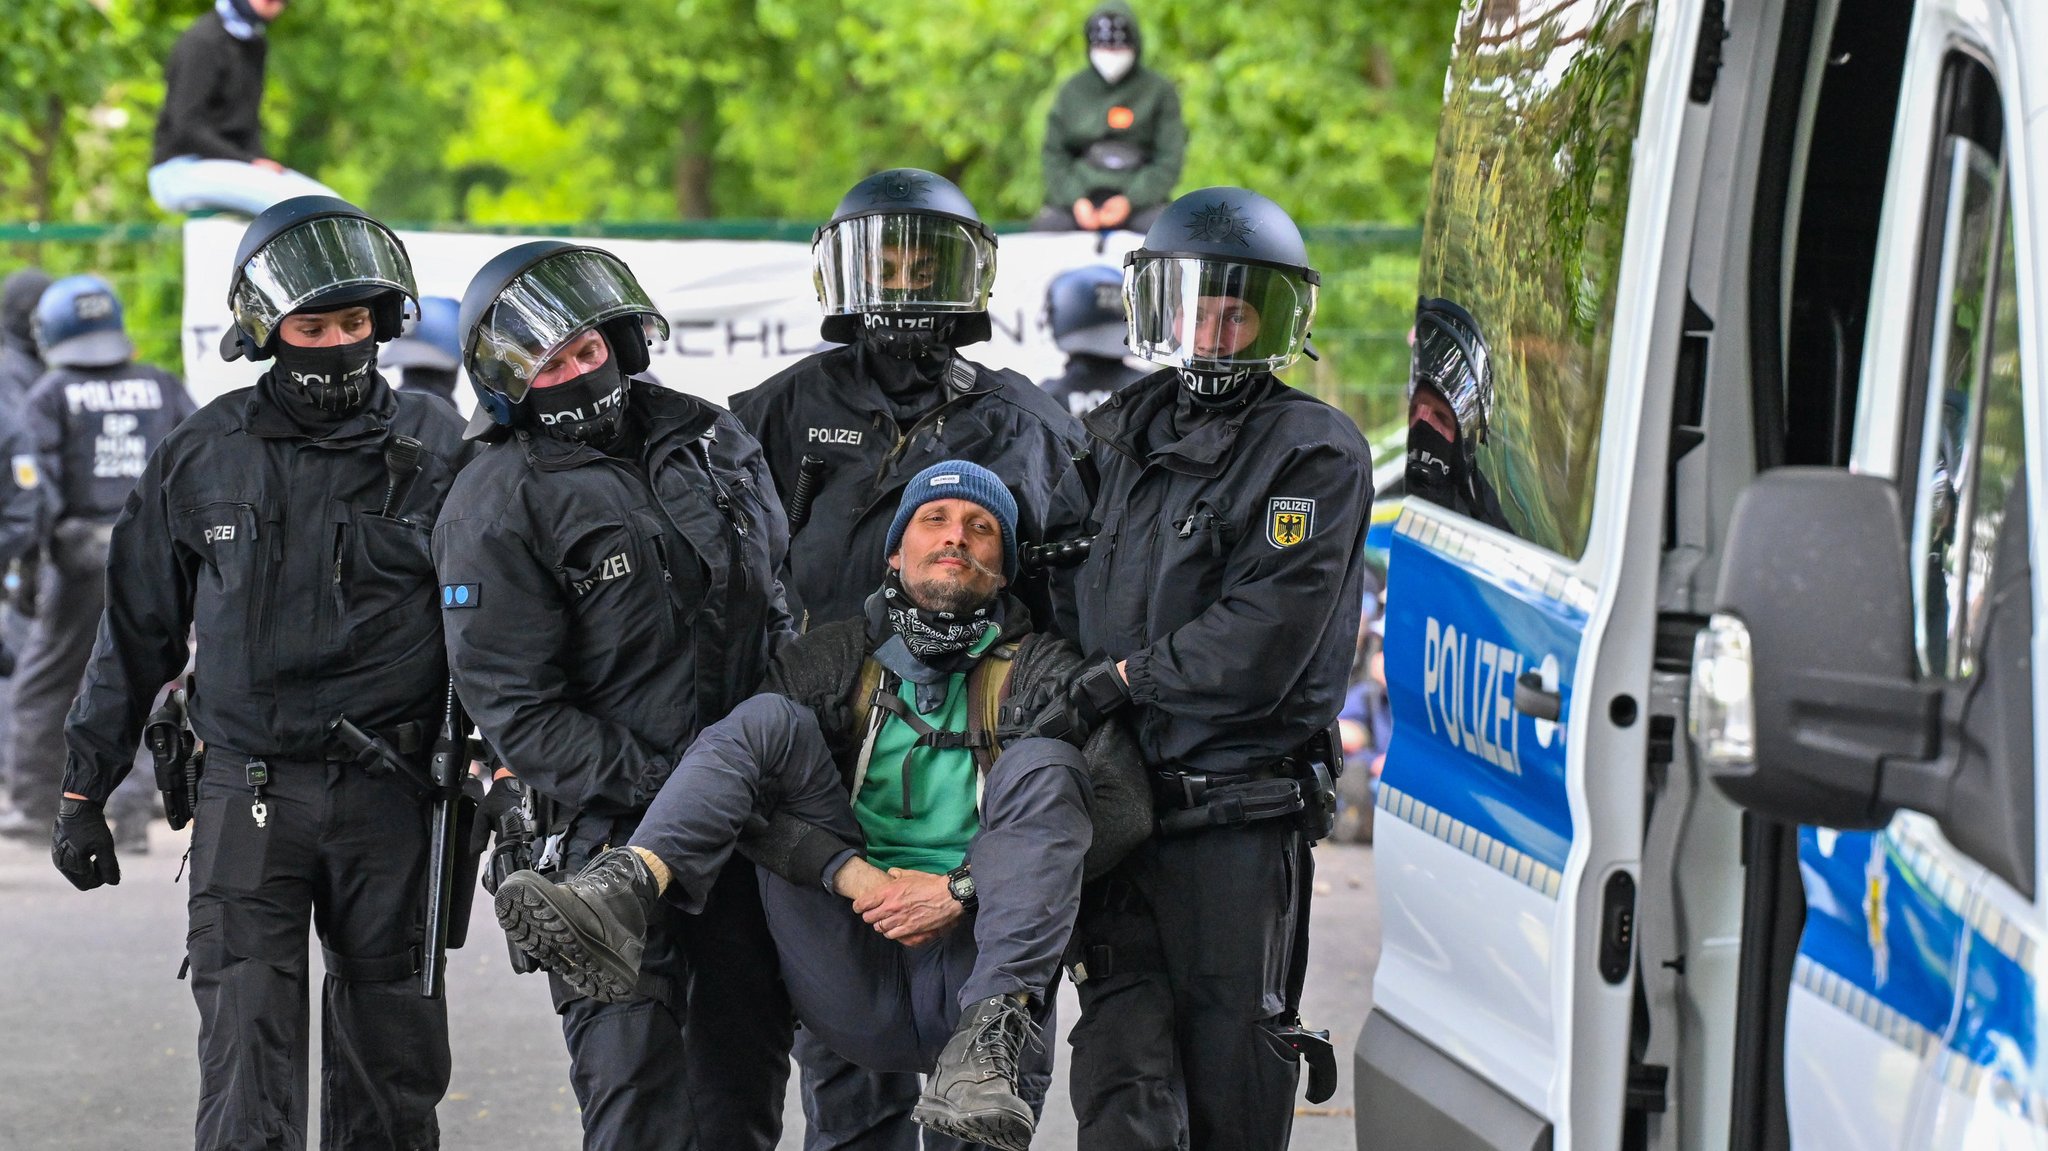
[179,218,1144,411]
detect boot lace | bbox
[969,998,1043,1080]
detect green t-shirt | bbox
[853,632,999,874]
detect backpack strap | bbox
[966,641,1022,774]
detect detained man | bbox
[493,461,1151,1151]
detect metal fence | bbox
[1,220,1420,435]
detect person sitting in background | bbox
[379,295,463,409]
[147,0,340,216]
[1039,265,1147,418]
[1034,3,1186,234]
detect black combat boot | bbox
[494,847,659,1002]
[913,992,1040,1151]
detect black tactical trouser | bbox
[1068,818,1307,1151]
[9,521,152,825]
[550,839,792,1151]
[186,749,449,1150]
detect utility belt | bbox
[1151,726,1343,842]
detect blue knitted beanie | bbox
[884,460,1019,578]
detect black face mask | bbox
[1174,365,1259,405]
[859,313,957,361]
[528,359,629,448]
[1406,420,1465,507]
[271,335,380,415]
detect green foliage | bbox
[1,0,1462,426]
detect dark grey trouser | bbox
[631,695,1091,1143]
[10,521,151,824]
[1068,819,1308,1151]
[0,600,31,792]
[187,750,449,1150]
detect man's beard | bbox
[902,546,1002,614]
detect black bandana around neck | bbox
[867,571,1000,667]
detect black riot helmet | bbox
[813,168,998,348]
[1046,265,1129,359]
[1409,296,1493,454]
[221,195,417,363]
[459,240,668,427]
[1123,187,1319,398]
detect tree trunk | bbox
[27,95,63,222]
[675,109,714,219]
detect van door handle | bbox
[1514,671,1562,722]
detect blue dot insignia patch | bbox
[1267,498,1315,548]
[441,583,480,609]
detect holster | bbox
[446,775,485,949]
[1154,773,1304,837]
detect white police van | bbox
[1359,0,2044,1146]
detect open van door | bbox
[1358,0,1719,1145]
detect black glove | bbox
[51,797,121,891]
[480,775,528,832]
[1030,658,1131,746]
[0,636,14,678]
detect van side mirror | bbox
[1697,469,1943,827]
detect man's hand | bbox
[1028,656,1131,746]
[52,797,120,891]
[1072,198,1101,230]
[251,157,286,174]
[1097,195,1132,228]
[854,867,963,946]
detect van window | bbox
[1904,56,2020,680]
[1407,0,1659,559]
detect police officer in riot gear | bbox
[730,167,1087,1150]
[436,240,795,1151]
[0,267,52,410]
[0,265,52,840]
[381,294,463,408]
[53,195,468,1149]
[1406,296,1508,530]
[1056,187,1374,1148]
[1040,264,1146,418]
[10,276,195,845]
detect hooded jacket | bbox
[433,382,793,822]
[1041,2,1187,212]
[63,375,469,802]
[152,9,268,165]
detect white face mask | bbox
[1090,47,1136,85]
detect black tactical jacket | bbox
[433,382,792,822]
[1040,353,1147,420]
[730,345,1087,629]
[1066,371,1374,775]
[64,375,468,802]
[23,362,196,522]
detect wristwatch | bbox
[946,865,978,911]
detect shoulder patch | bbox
[441,583,480,609]
[11,455,39,491]
[1267,497,1315,549]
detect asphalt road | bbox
[0,822,1379,1149]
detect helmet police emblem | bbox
[1267,497,1315,548]
[1185,202,1256,247]
[868,174,933,204]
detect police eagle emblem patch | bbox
[11,454,39,491]
[1186,201,1256,247]
[1267,497,1314,548]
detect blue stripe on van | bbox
[1380,516,1586,882]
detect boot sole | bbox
[494,874,640,1003]
[912,1094,1035,1151]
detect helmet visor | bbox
[814,215,995,315]
[1123,257,1316,372]
[229,215,416,351]
[1409,304,1493,440]
[467,248,670,402]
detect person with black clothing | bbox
[1406,296,1511,531]
[729,167,1088,1150]
[436,241,795,1151]
[9,275,195,848]
[1040,264,1146,418]
[0,268,52,412]
[147,0,339,215]
[1055,187,1374,1149]
[381,295,464,409]
[52,196,467,1149]
[0,265,53,838]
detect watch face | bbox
[951,872,976,901]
